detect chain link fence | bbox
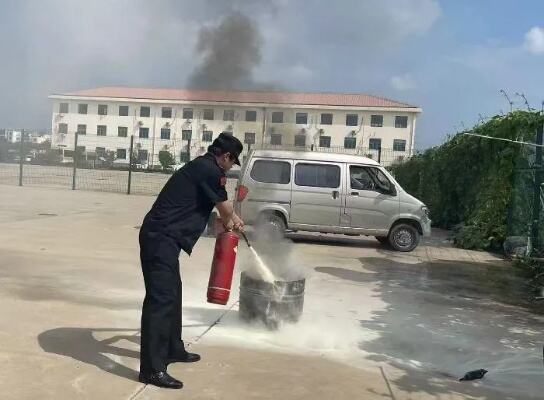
[506,128,544,257]
[0,132,414,196]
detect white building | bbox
[0,129,22,143]
[49,87,421,166]
[0,129,49,144]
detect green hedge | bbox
[391,111,543,251]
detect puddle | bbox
[315,257,544,399]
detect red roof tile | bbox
[59,87,418,109]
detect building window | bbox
[59,103,69,114]
[139,127,149,138]
[77,124,86,134]
[58,123,68,134]
[271,112,283,123]
[270,133,282,145]
[344,137,356,149]
[346,114,358,126]
[223,110,235,121]
[244,132,255,144]
[202,131,213,142]
[118,127,128,137]
[369,138,382,150]
[137,150,148,162]
[395,116,408,128]
[295,134,306,147]
[182,130,192,140]
[162,107,172,118]
[183,108,193,119]
[78,104,88,114]
[250,160,291,184]
[98,104,108,115]
[371,115,383,127]
[119,105,129,116]
[97,125,107,136]
[319,136,331,147]
[95,147,106,156]
[320,113,333,125]
[116,149,127,160]
[296,113,308,125]
[203,109,214,120]
[295,163,340,188]
[140,106,150,118]
[393,139,407,151]
[245,110,257,122]
[161,128,171,140]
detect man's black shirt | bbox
[141,153,228,255]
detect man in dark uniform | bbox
[138,133,244,389]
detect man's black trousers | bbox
[139,230,185,374]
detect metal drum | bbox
[239,271,305,330]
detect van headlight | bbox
[421,205,430,218]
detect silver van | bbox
[234,150,431,252]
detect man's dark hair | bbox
[207,144,225,156]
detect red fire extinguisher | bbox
[207,231,239,305]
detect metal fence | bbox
[0,131,416,196]
[507,126,544,257]
[0,133,172,196]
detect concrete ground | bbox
[0,185,542,400]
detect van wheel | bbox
[256,213,286,241]
[375,236,389,245]
[388,223,420,252]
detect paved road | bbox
[0,184,542,399]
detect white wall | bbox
[50,99,419,165]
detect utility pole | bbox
[18,129,25,186]
[127,135,134,195]
[72,132,78,190]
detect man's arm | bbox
[216,201,244,231]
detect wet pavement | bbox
[317,244,544,399]
[1,185,543,399]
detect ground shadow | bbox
[36,307,239,382]
[38,328,141,381]
[315,257,544,399]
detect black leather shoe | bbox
[167,351,201,364]
[139,371,183,389]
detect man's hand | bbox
[223,219,234,231]
[232,214,244,232]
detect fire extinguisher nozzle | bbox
[240,231,251,248]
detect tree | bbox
[158,150,175,170]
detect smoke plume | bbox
[188,13,275,91]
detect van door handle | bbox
[332,190,339,199]
[350,191,359,196]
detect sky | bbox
[0,0,543,148]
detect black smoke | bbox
[187,13,277,91]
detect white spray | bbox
[248,246,276,283]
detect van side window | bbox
[349,166,375,190]
[350,165,395,193]
[295,163,340,188]
[250,160,291,184]
[369,168,393,190]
